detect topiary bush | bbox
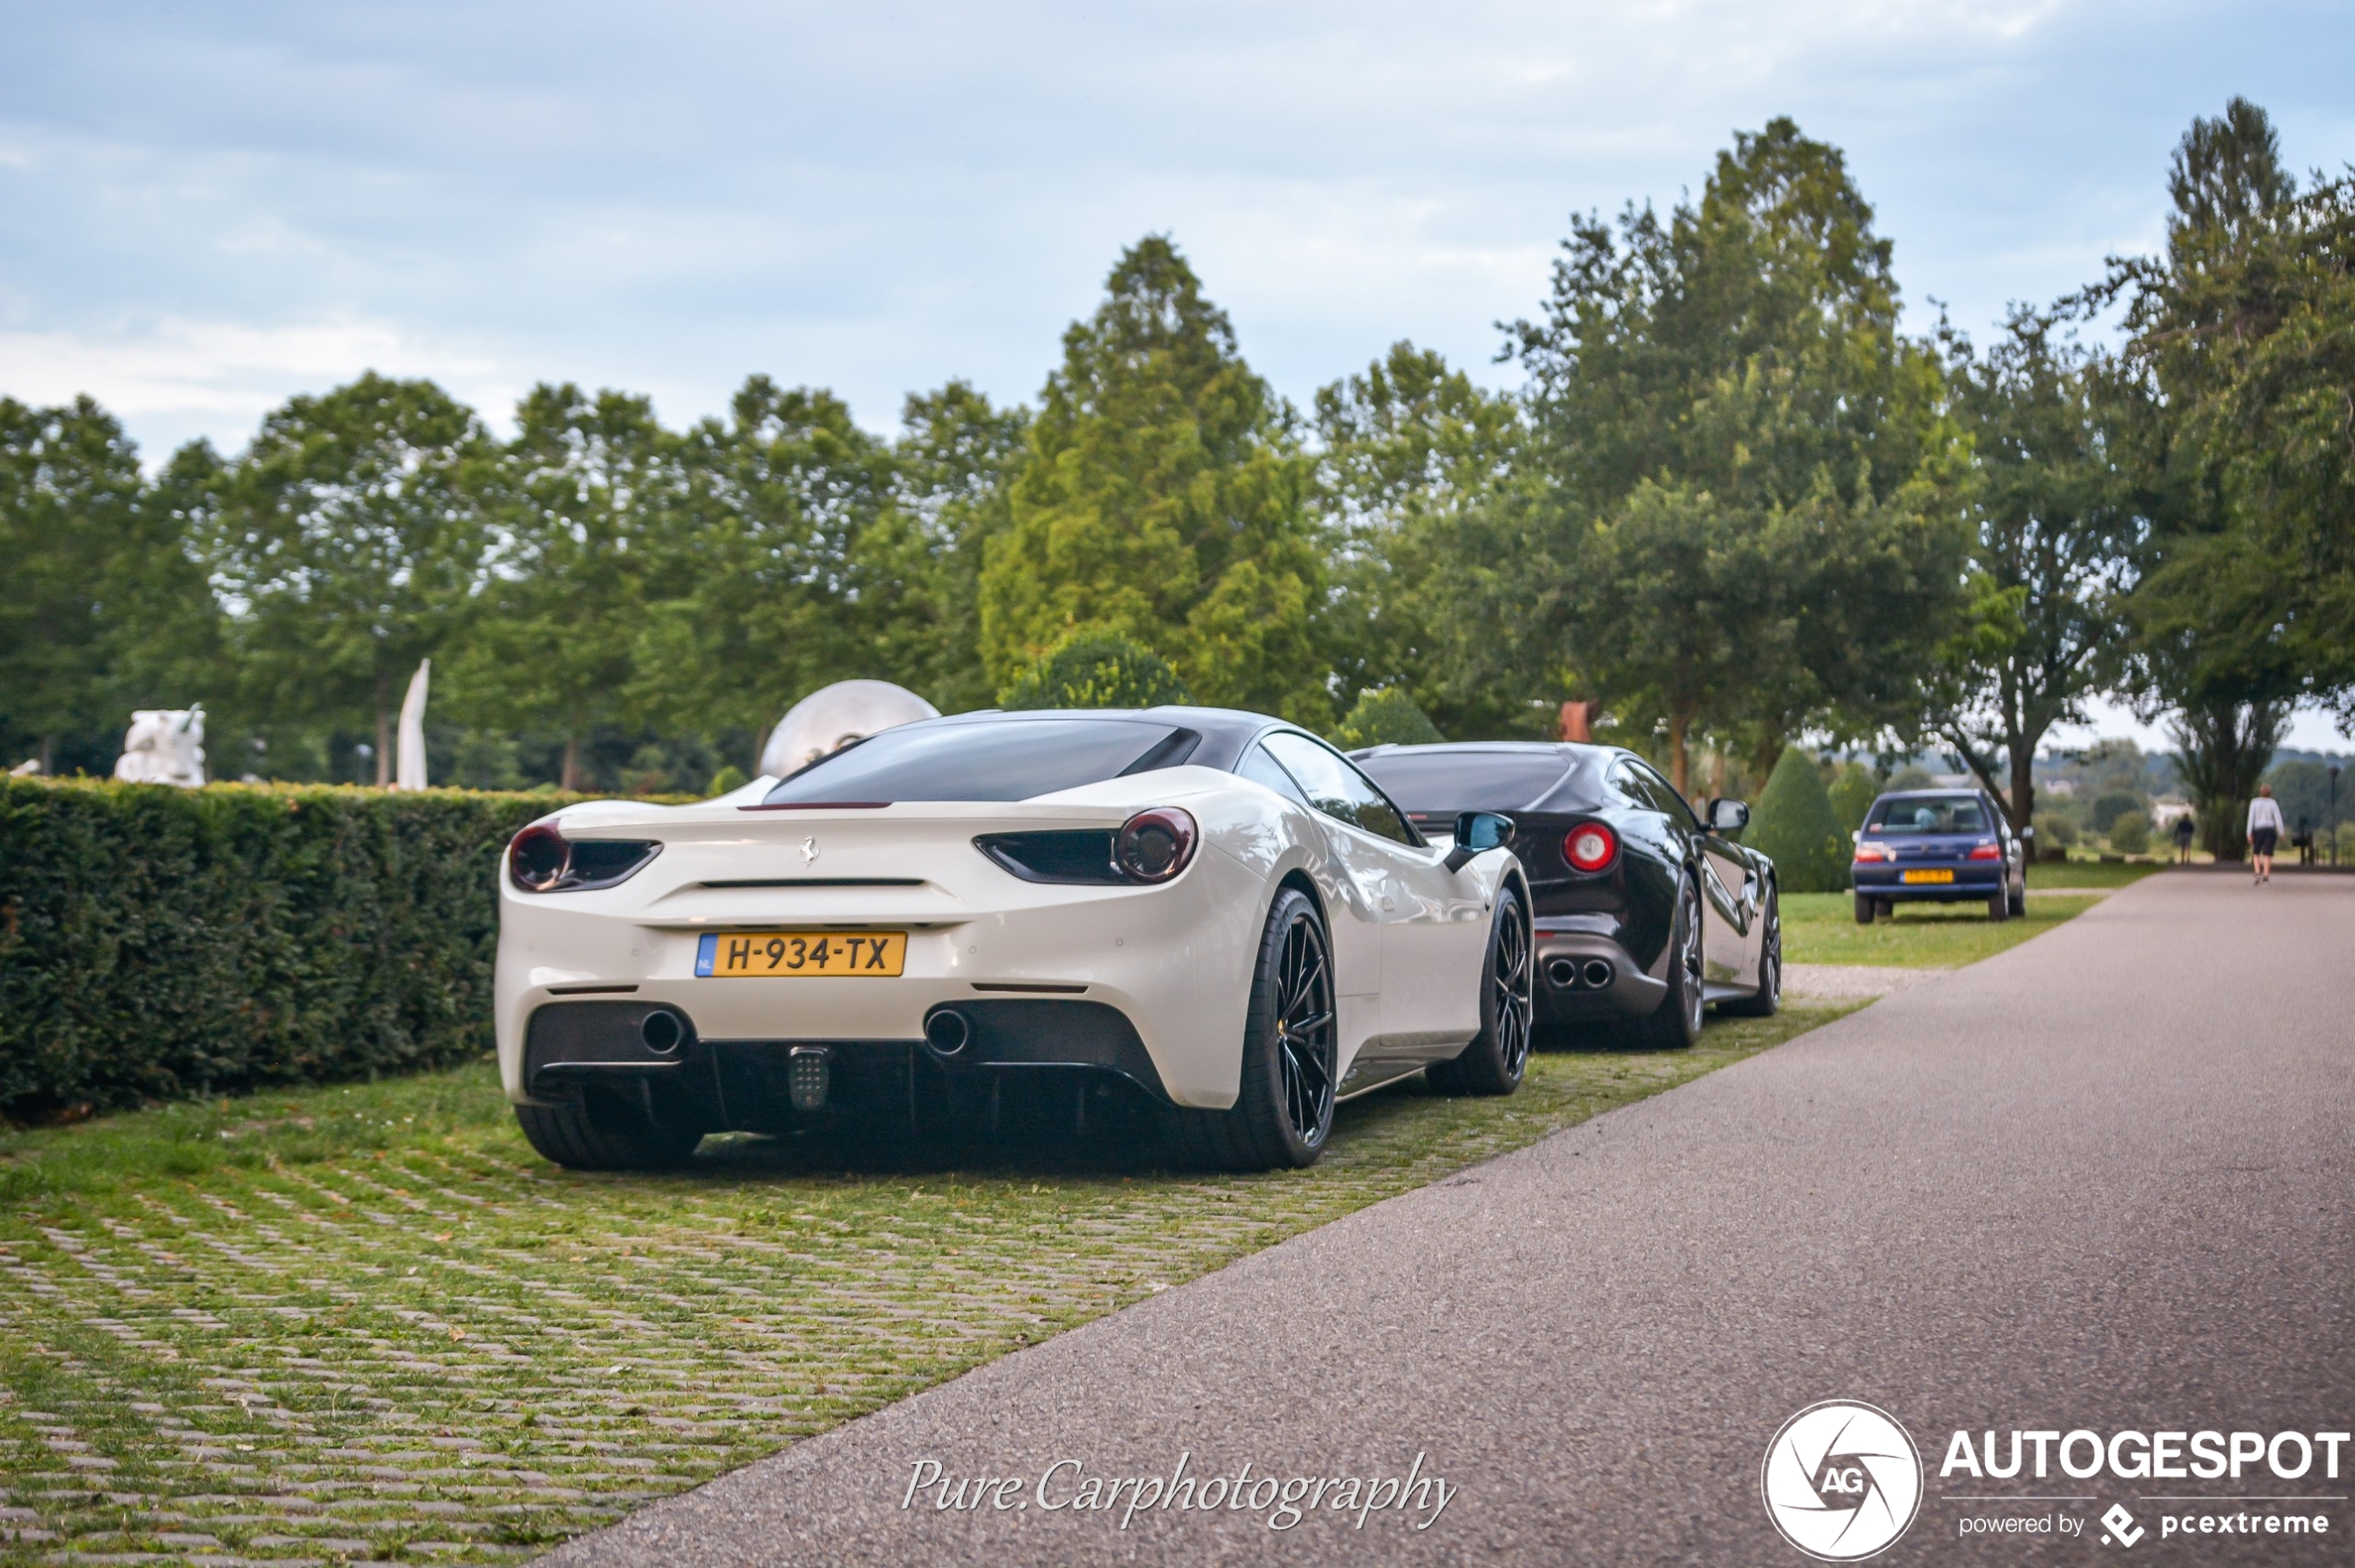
[999,632,1190,710]
[2107,809,2152,855]
[1335,688,1444,750]
[1828,763,1881,836]
[2089,789,2145,835]
[0,777,560,1122]
[1747,747,1849,893]
[2034,811,2078,850]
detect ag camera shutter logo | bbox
[1762,1400,1924,1560]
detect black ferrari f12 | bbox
[1353,742,1780,1045]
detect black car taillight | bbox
[1114,808,1197,884]
[1564,822,1618,873]
[506,824,661,893]
[975,808,1199,886]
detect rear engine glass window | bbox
[1868,796,1989,835]
[1356,750,1579,813]
[762,720,1192,804]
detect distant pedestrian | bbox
[2172,813,2196,864]
[2247,784,2284,883]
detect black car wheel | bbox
[1720,884,1780,1017]
[1986,889,2008,923]
[1628,876,1704,1049]
[1852,891,1877,925]
[1428,882,1534,1095]
[2006,880,2026,917]
[515,1086,703,1171]
[1170,887,1337,1170]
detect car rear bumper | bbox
[1852,868,2007,901]
[1531,930,1668,1021]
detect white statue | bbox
[114,707,208,788]
[759,680,939,778]
[395,658,430,789]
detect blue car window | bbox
[1866,796,1989,835]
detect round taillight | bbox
[508,822,571,891]
[1564,822,1617,873]
[1115,808,1198,884]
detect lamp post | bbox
[2331,765,2342,868]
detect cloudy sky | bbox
[4,0,2351,746]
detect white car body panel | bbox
[496,762,1519,1113]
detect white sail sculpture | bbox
[758,680,939,779]
[395,659,430,790]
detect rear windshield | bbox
[1867,796,1989,835]
[1356,750,1593,814]
[761,719,1194,804]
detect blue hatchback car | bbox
[1851,788,2026,924]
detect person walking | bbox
[2247,784,2284,883]
[2172,812,2196,864]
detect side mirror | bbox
[1707,797,1750,834]
[1445,811,1515,873]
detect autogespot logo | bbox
[1763,1400,1925,1561]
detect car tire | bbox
[1169,886,1337,1171]
[515,1086,703,1171]
[1626,876,1705,1050]
[2006,881,2026,917]
[1852,892,1877,925]
[1719,884,1780,1017]
[1987,890,2008,922]
[1428,882,1534,1096]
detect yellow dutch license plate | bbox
[696,931,907,977]
[1900,869,1954,885]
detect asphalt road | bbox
[544,872,2353,1565]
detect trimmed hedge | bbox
[1,778,561,1121]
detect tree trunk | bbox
[374,678,393,789]
[39,734,55,777]
[1668,707,1691,799]
[1750,731,1785,795]
[2005,733,2036,844]
[562,734,580,794]
[2174,699,2286,862]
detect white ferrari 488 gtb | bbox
[496,708,1533,1171]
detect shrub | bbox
[706,764,748,797]
[1888,765,1936,792]
[1335,688,1444,750]
[1828,763,1880,836]
[999,632,1190,710]
[2108,809,2152,855]
[0,777,558,1122]
[2089,789,2145,834]
[2033,812,2078,849]
[1747,747,1849,893]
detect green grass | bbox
[0,1006,1851,1564]
[2027,860,2166,889]
[1783,890,2104,967]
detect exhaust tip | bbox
[1582,960,1614,989]
[640,1009,686,1054]
[1545,958,1580,988]
[924,1008,972,1057]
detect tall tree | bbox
[1314,342,1547,738]
[0,397,144,771]
[455,385,684,791]
[210,375,494,784]
[980,236,1330,722]
[1508,119,1969,791]
[630,377,897,747]
[2106,98,2327,855]
[1927,307,2134,836]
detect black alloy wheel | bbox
[1629,876,1705,1049]
[1429,882,1534,1095]
[1169,887,1337,1170]
[1273,907,1340,1146]
[1721,884,1780,1018]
